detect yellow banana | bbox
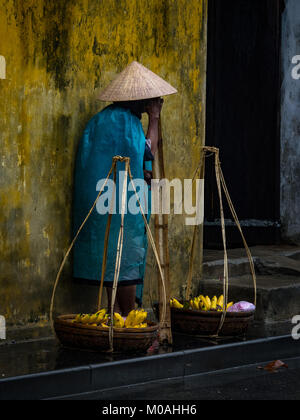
[134,310,147,325]
[80,314,91,324]
[199,296,209,311]
[96,312,106,324]
[88,314,99,324]
[205,296,212,311]
[95,309,107,318]
[133,323,148,329]
[114,312,125,328]
[91,309,105,323]
[211,296,217,311]
[125,310,138,328]
[172,299,184,309]
[217,295,224,310]
[199,295,207,309]
[227,302,234,310]
[75,314,82,323]
[194,297,200,310]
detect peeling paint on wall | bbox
[0,0,207,325]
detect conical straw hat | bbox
[98,61,177,102]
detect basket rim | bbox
[171,307,255,318]
[54,314,159,333]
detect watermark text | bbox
[292,315,300,340]
[95,173,204,226]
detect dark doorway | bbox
[204,0,283,248]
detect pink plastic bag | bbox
[227,301,256,313]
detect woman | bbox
[73,62,177,316]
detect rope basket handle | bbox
[185,146,257,337]
[50,156,167,352]
[49,162,114,327]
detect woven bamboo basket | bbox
[173,146,257,338]
[155,303,254,337]
[171,307,254,337]
[54,315,158,353]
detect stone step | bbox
[203,256,254,278]
[203,245,300,279]
[198,274,300,323]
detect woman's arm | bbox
[146,98,164,155]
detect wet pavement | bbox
[83,356,300,400]
[0,320,293,380]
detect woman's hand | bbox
[146,98,164,121]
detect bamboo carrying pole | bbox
[108,158,129,351]
[97,162,117,311]
[185,146,257,337]
[152,118,172,345]
[185,153,206,302]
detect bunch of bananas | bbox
[170,296,234,312]
[190,295,234,312]
[74,309,108,327]
[73,308,148,329]
[124,309,148,328]
[170,298,184,309]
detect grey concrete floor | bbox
[77,356,300,400]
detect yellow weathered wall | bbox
[0,0,207,325]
